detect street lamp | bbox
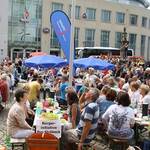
[68,0,75,86]
[19,0,30,58]
[120,27,129,60]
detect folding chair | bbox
[26,133,59,150]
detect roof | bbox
[107,0,150,8]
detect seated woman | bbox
[67,91,80,128]
[140,84,150,109]
[102,91,135,140]
[96,85,110,104]
[99,88,116,119]
[97,88,116,134]
[7,88,34,138]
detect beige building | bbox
[41,0,150,60]
[0,0,8,61]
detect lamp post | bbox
[120,27,129,60]
[19,0,30,59]
[68,0,75,86]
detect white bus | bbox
[75,47,134,58]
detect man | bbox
[84,67,100,87]
[63,88,100,150]
[28,78,43,109]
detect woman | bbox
[102,91,135,139]
[7,88,34,138]
[99,88,116,118]
[128,81,141,109]
[67,91,80,128]
[96,85,110,103]
[140,84,150,109]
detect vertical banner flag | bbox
[50,10,71,62]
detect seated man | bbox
[63,88,100,150]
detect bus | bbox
[75,47,134,58]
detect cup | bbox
[142,103,148,116]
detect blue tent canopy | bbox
[74,56,115,70]
[24,55,67,68]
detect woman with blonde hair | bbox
[140,84,150,109]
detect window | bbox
[68,5,80,19]
[101,30,110,47]
[50,29,60,48]
[84,29,95,47]
[130,14,138,26]
[142,17,147,28]
[86,8,96,20]
[75,6,80,19]
[74,27,80,47]
[115,32,122,48]
[52,3,63,11]
[51,3,63,48]
[140,35,146,57]
[116,12,125,24]
[129,34,136,50]
[101,10,111,23]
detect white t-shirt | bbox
[85,74,98,87]
[129,90,142,109]
[102,104,135,138]
[142,94,150,109]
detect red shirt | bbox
[0,80,9,102]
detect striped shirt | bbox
[77,102,99,143]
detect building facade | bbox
[8,0,42,60]
[41,0,150,60]
[0,0,9,61]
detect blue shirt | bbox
[77,102,99,143]
[60,82,69,101]
[98,100,115,118]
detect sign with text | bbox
[36,120,61,138]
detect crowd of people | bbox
[0,55,150,149]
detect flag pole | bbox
[69,0,75,86]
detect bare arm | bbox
[79,120,92,143]
[79,92,86,110]
[71,104,77,128]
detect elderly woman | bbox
[140,84,150,109]
[128,81,141,109]
[102,91,135,139]
[7,88,34,138]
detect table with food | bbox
[33,98,71,139]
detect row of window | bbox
[51,27,149,57]
[51,2,150,28]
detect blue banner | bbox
[50,10,71,62]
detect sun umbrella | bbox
[74,56,114,70]
[24,55,67,68]
[30,52,47,57]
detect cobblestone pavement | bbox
[0,97,14,147]
[0,96,109,150]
